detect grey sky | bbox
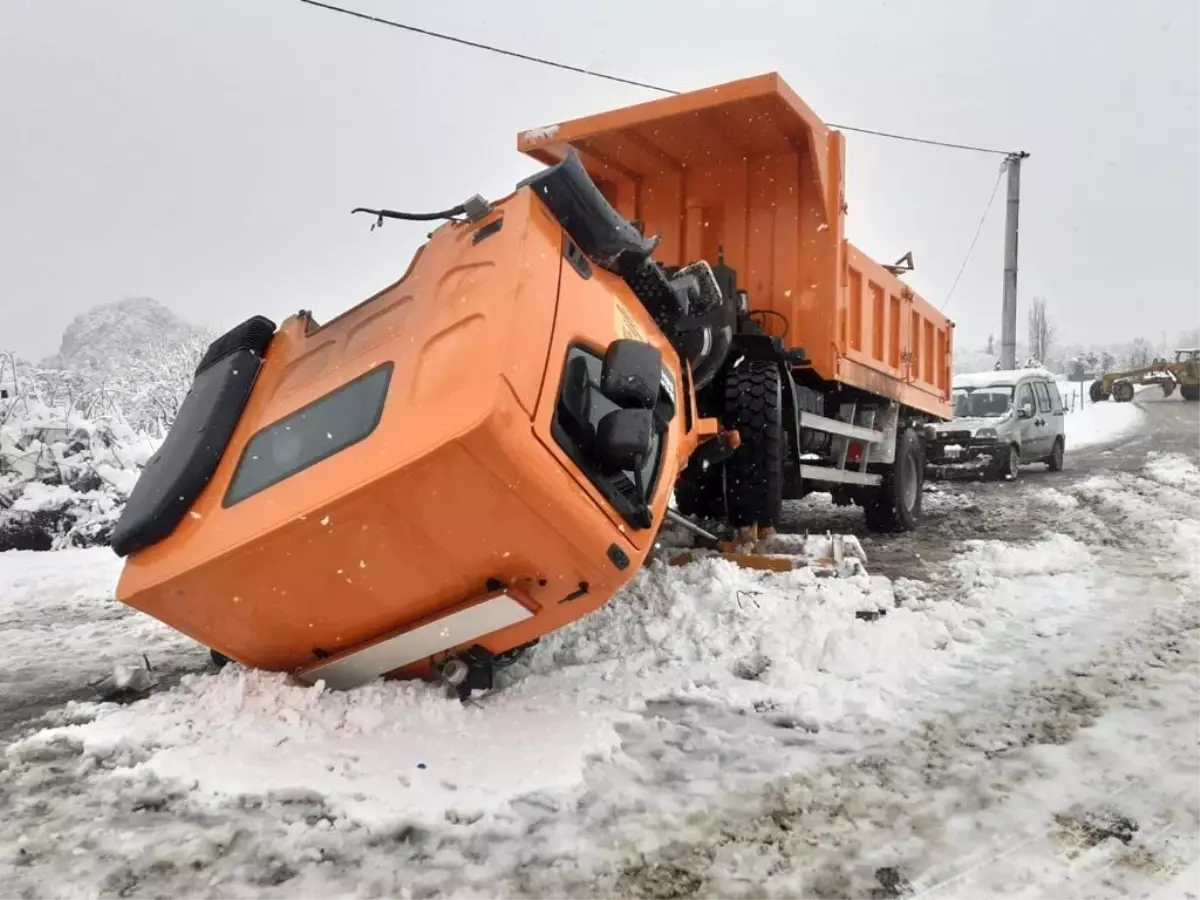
[2,0,1197,361]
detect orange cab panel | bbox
[112,185,691,681]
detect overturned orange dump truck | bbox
[111,73,953,692]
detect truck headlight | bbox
[975,428,998,441]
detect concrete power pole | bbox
[1000,151,1030,370]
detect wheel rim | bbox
[1009,447,1019,477]
[901,453,918,510]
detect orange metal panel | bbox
[519,72,954,420]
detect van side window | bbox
[1017,382,1035,413]
[1046,380,1063,412]
[1033,381,1052,413]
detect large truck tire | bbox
[1089,380,1109,403]
[864,427,923,533]
[673,457,726,520]
[722,362,784,528]
[1112,380,1135,403]
[1180,384,1200,402]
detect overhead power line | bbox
[940,158,1010,311]
[296,0,1022,157]
[296,0,672,93]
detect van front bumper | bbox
[925,437,1002,479]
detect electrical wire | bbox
[296,0,673,94]
[940,158,1009,311]
[296,0,1023,157]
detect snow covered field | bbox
[1,443,1197,897]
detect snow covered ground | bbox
[1,442,1197,897]
[1064,393,1146,450]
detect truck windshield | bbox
[552,344,664,528]
[953,385,1013,418]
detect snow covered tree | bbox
[986,333,995,355]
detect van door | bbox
[1042,380,1066,450]
[1015,380,1041,460]
[1032,380,1055,458]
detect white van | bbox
[926,367,1066,480]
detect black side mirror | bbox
[594,408,653,473]
[601,339,662,409]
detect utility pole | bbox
[1000,150,1030,370]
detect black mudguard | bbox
[110,316,275,557]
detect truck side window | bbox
[225,362,394,506]
[551,344,664,528]
[1033,381,1052,413]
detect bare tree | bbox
[986,333,995,355]
[1027,297,1054,364]
[1127,338,1153,369]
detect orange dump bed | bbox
[519,73,954,419]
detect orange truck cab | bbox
[111,151,734,693]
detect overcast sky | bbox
[2,0,1197,361]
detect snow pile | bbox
[7,665,621,829]
[1063,393,1144,449]
[1142,451,1200,492]
[948,533,1095,620]
[6,533,1104,836]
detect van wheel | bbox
[994,444,1020,481]
[673,456,726,520]
[1046,437,1064,472]
[864,428,922,533]
[722,362,783,528]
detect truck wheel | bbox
[864,428,923,533]
[1045,437,1064,472]
[1089,381,1109,403]
[1181,384,1200,402]
[673,457,726,520]
[1113,380,1135,403]
[722,362,783,528]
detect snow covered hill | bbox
[41,297,203,375]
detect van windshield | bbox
[953,385,1013,418]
